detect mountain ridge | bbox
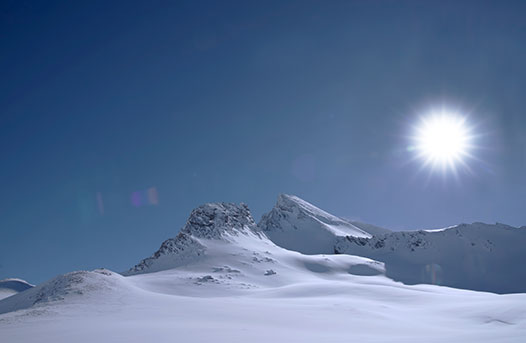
[335,222,526,293]
[257,194,379,254]
[121,193,526,293]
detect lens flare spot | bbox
[131,187,159,207]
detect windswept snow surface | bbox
[1,265,525,342]
[2,258,526,341]
[1,199,525,342]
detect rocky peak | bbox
[125,202,258,276]
[182,202,257,239]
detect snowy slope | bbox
[0,196,387,317]
[349,220,391,236]
[335,222,526,293]
[258,194,376,254]
[122,201,384,295]
[124,202,263,276]
[1,199,525,342]
[0,269,129,315]
[1,266,525,343]
[0,279,34,301]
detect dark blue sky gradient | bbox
[1,1,525,284]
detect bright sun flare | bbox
[413,112,471,171]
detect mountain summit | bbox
[125,202,259,275]
[181,202,257,239]
[258,194,379,254]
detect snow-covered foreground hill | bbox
[1,269,525,343]
[1,196,525,342]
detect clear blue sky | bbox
[1,0,525,284]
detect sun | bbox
[412,111,472,171]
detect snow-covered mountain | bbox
[0,200,385,313]
[124,202,258,275]
[335,222,526,293]
[258,194,526,293]
[258,194,387,254]
[1,195,525,342]
[121,201,384,296]
[0,279,34,301]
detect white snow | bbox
[0,290,16,301]
[0,279,34,301]
[1,257,524,342]
[258,194,373,254]
[335,222,526,293]
[1,197,525,342]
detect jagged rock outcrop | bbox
[125,202,259,275]
[183,202,256,239]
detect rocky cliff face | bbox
[183,202,257,239]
